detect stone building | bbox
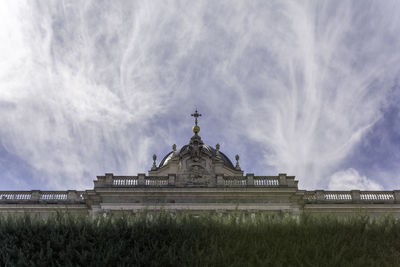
[1,110,400,217]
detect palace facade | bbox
[1,110,400,217]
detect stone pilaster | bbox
[217,174,224,186]
[138,173,146,186]
[316,190,325,202]
[67,190,79,201]
[351,190,361,203]
[105,173,114,186]
[246,173,254,186]
[278,173,287,186]
[31,190,40,201]
[168,174,175,186]
[286,176,297,188]
[394,190,400,204]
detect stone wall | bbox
[1,174,400,217]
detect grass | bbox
[0,212,399,266]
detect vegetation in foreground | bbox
[0,212,399,267]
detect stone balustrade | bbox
[112,176,138,186]
[223,176,247,186]
[97,175,175,187]
[145,176,169,186]
[0,192,32,200]
[95,173,297,188]
[0,190,85,203]
[360,192,394,201]
[304,190,400,204]
[323,191,352,201]
[40,192,68,200]
[3,189,397,204]
[253,176,280,186]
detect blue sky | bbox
[0,1,399,191]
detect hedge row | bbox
[0,213,399,266]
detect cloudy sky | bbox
[1,0,399,191]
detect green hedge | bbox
[0,213,399,266]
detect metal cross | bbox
[191,109,202,126]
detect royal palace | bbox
[1,110,400,217]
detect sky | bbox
[0,0,400,191]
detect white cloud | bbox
[219,1,400,188]
[0,1,399,190]
[328,168,383,190]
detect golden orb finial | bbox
[192,125,200,134]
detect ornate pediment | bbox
[148,109,244,185]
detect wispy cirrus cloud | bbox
[0,1,399,190]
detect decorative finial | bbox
[216,144,221,158]
[172,144,177,151]
[191,109,202,134]
[235,154,240,170]
[152,154,157,170]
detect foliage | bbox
[0,212,399,266]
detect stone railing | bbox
[113,176,138,186]
[0,190,85,203]
[222,176,247,186]
[304,190,400,204]
[360,192,395,201]
[0,192,32,200]
[324,191,352,201]
[40,192,68,200]
[145,176,169,186]
[95,174,174,188]
[95,173,298,188]
[253,176,280,186]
